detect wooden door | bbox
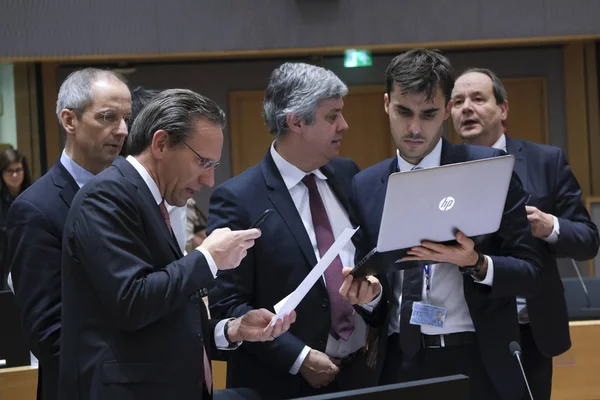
[228,86,394,175]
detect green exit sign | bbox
[344,49,373,68]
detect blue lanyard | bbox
[424,265,431,302]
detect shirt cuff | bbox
[214,318,240,351]
[542,215,560,244]
[197,248,218,279]
[289,346,311,375]
[473,255,494,286]
[360,283,382,312]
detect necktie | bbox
[399,165,426,358]
[158,200,213,392]
[302,174,355,340]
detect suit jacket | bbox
[7,161,79,400]
[59,157,217,400]
[208,151,363,399]
[506,137,599,357]
[350,138,544,400]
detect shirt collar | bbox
[270,141,327,190]
[491,133,507,152]
[396,137,443,172]
[60,149,95,188]
[126,155,163,206]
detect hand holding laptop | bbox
[402,231,488,278]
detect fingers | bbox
[338,274,353,299]
[525,206,536,215]
[236,228,262,241]
[342,266,353,277]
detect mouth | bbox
[331,138,342,145]
[461,119,479,129]
[403,138,425,147]
[185,188,199,197]
[105,143,121,150]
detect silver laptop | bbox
[352,154,515,276]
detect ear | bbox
[384,93,390,115]
[150,130,170,160]
[499,100,509,122]
[443,100,452,121]
[60,109,78,137]
[285,113,303,134]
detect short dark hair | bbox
[459,68,508,105]
[121,86,161,157]
[0,147,31,196]
[385,49,454,104]
[126,89,226,156]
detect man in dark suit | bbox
[208,62,383,399]
[451,67,599,399]
[59,88,295,400]
[6,68,132,400]
[350,49,544,400]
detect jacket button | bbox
[197,333,203,342]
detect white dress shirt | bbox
[166,204,188,254]
[126,156,233,350]
[491,133,559,324]
[390,138,495,336]
[269,143,381,375]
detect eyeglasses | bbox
[182,142,220,170]
[97,110,132,126]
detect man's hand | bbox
[300,349,341,389]
[525,206,554,238]
[402,231,479,267]
[227,309,296,343]
[339,267,381,305]
[200,228,261,270]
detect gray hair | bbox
[460,68,508,104]
[56,68,128,124]
[263,62,348,138]
[126,88,226,156]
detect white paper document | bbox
[273,227,359,321]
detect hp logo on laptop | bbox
[438,197,455,211]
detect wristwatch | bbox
[458,252,485,275]
[223,318,242,348]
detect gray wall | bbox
[2,0,600,58]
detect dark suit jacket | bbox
[350,138,544,400]
[59,157,217,400]
[7,161,79,400]
[208,151,364,399]
[506,137,599,357]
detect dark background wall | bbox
[2,0,600,59]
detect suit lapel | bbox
[114,157,182,259]
[505,137,528,190]
[51,161,81,209]
[261,152,318,270]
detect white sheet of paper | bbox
[273,227,359,322]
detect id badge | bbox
[410,301,447,328]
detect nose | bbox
[338,114,349,132]
[408,117,422,135]
[461,98,474,114]
[116,118,128,137]
[198,168,215,188]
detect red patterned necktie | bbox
[302,174,355,340]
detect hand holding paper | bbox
[273,227,358,321]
